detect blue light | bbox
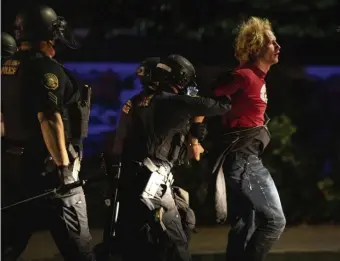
[304,66,340,79]
[64,62,143,156]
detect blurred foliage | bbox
[265,115,298,172]
[318,178,340,201]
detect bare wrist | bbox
[56,161,69,167]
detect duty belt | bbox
[141,157,174,199]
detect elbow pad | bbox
[215,95,231,104]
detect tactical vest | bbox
[152,119,190,165]
[125,91,190,165]
[61,67,91,149]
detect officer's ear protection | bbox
[156,62,194,90]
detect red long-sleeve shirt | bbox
[214,63,268,129]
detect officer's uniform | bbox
[1,49,95,261]
[1,32,17,165]
[98,59,161,259]
[117,88,231,261]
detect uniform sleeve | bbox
[32,61,66,113]
[214,72,248,97]
[162,93,232,117]
[112,100,133,155]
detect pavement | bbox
[19,225,340,261]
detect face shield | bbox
[52,17,80,50]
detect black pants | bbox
[118,165,191,261]
[121,201,191,261]
[224,152,286,261]
[2,187,95,261]
[1,151,95,261]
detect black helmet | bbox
[136,57,160,88]
[155,54,197,93]
[14,5,79,49]
[1,32,17,58]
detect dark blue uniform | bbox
[1,50,95,261]
[116,90,231,261]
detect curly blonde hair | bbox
[234,17,273,64]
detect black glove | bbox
[189,122,208,142]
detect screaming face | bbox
[259,30,281,66]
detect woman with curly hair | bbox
[190,16,285,261]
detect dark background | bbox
[2,0,340,228]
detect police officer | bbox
[137,57,161,91]
[1,32,17,137]
[110,57,161,159]
[1,32,18,247]
[94,57,161,260]
[1,5,95,261]
[101,56,203,254]
[113,54,231,261]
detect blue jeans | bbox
[223,152,286,261]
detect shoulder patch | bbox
[43,73,59,90]
[122,100,132,114]
[137,94,154,107]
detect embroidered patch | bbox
[43,73,59,90]
[48,92,58,105]
[137,95,154,107]
[122,100,132,114]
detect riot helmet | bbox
[1,32,17,58]
[14,5,79,49]
[155,54,197,94]
[136,57,160,89]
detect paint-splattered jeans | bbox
[223,152,286,261]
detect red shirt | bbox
[214,63,267,129]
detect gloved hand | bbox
[57,165,76,185]
[190,122,208,142]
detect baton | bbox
[1,176,104,211]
